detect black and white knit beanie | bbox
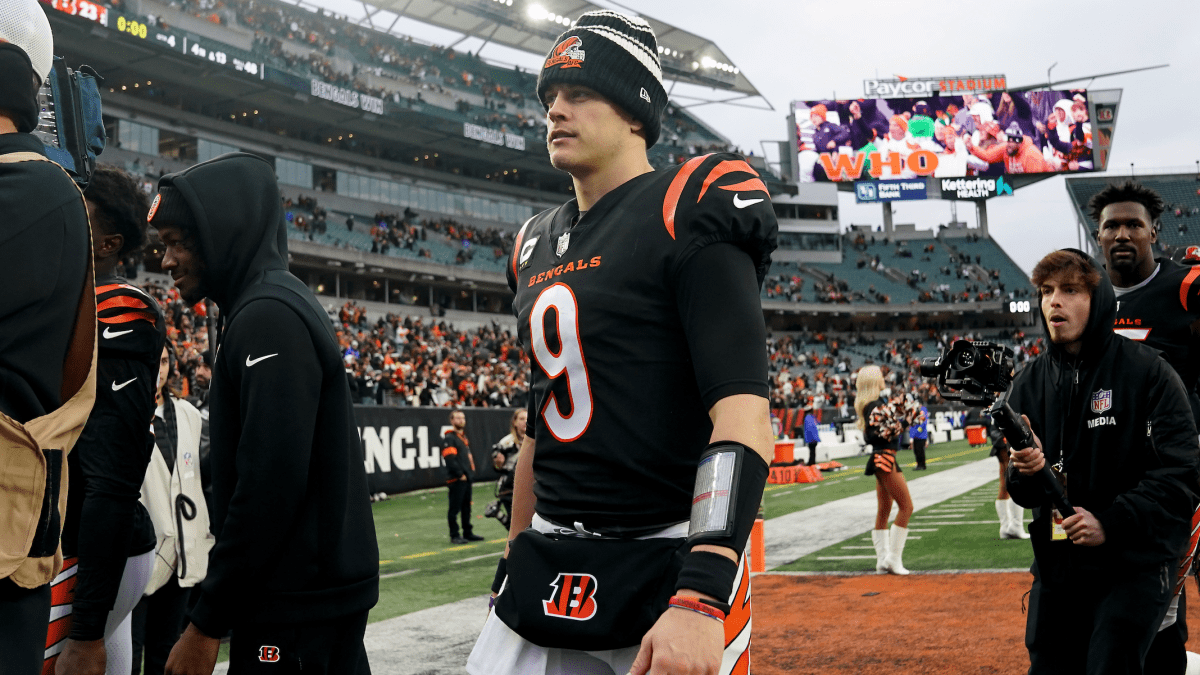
[536,10,668,148]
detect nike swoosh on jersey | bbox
[733,195,764,209]
[246,353,279,367]
[112,378,137,391]
[102,327,134,339]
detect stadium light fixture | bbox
[527,4,547,21]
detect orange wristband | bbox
[668,595,725,622]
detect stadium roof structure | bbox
[325,0,771,108]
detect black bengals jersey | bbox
[61,276,165,640]
[1112,258,1200,418]
[506,153,777,533]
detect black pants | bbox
[807,441,818,465]
[1026,560,1173,675]
[1143,591,1187,675]
[912,438,927,468]
[131,576,191,675]
[448,479,474,538]
[229,610,371,674]
[0,578,51,675]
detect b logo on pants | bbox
[258,646,281,662]
[542,573,598,620]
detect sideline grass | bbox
[774,482,1035,573]
[763,440,993,520]
[364,439,997,622]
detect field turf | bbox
[365,438,1014,622]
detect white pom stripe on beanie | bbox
[578,24,662,83]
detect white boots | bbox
[996,499,1030,539]
[872,526,911,575]
[871,529,889,572]
[885,525,911,575]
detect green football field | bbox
[364,438,1027,623]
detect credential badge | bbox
[1091,389,1112,414]
[556,233,570,257]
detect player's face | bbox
[1040,275,1091,352]
[544,84,638,176]
[1055,108,1067,123]
[809,112,822,127]
[1098,202,1156,274]
[889,121,904,140]
[1006,140,1020,156]
[158,224,209,305]
[451,411,466,429]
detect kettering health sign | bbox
[855,179,928,203]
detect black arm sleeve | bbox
[675,243,769,409]
[67,357,158,640]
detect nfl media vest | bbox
[0,152,97,588]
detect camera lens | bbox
[953,350,976,370]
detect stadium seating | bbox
[761,233,1032,305]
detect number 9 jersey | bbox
[507,153,778,535]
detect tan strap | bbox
[0,148,97,587]
[0,151,53,164]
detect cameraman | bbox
[1007,249,1199,675]
[1,4,96,674]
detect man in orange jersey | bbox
[469,10,777,675]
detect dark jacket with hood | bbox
[160,154,378,636]
[1006,249,1199,575]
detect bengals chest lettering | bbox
[527,256,602,288]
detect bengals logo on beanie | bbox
[535,10,667,148]
[545,36,585,70]
[147,194,162,223]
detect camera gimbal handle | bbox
[987,398,1075,517]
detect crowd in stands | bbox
[334,303,531,408]
[151,0,730,162]
[282,193,515,266]
[767,328,1046,424]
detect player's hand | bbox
[55,638,106,675]
[164,623,220,675]
[1010,415,1045,475]
[1062,507,1106,546]
[628,604,723,675]
[825,141,836,149]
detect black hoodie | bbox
[159,154,378,635]
[1006,249,1199,574]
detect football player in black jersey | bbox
[1093,181,1200,675]
[469,11,776,675]
[54,165,166,675]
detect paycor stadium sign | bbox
[863,75,1007,98]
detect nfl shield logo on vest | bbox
[1091,389,1112,414]
[556,233,570,256]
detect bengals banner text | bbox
[356,406,516,494]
